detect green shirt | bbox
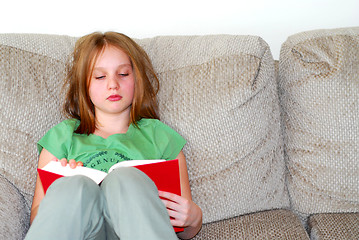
[38,118,186,173]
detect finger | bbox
[77,161,83,167]
[161,205,185,227]
[170,218,186,228]
[60,158,68,167]
[69,159,77,169]
[168,211,189,228]
[159,191,191,211]
[169,207,193,228]
[161,198,182,212]
[51,157,59,162]
[158,191,181,202]
[166,208,183,219]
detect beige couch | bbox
[0,27,358,239]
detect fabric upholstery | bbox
[138,35,289,223]
[193,209,309,239]
[0,174,29,239]
[309,213,359,240]
[1,28,358,239]
[0,34,289,227]
[278,27,359,215]
[0,34,76,203]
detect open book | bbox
[38,159,183,232]
[38,159,180,193]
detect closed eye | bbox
[119,73,129,77]
[95,76,105,80]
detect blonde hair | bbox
[64,32,159,134]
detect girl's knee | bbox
[48,175,101,199]
[101,167,157,194]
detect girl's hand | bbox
[158,191,202,230]
[52,157,83,169]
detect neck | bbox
[94,113,131,138]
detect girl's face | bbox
[89,45,135,119]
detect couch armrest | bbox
[0,174,30,239]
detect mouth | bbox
[107,94,122,101]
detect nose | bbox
[107,75,120,90]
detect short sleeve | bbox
[37,119,78,159]
[153,120,187,160]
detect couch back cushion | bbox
[279,27,359,215]
[0,34,76,204]
[0,34,289,224]
[139,35,289,223]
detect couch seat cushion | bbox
[192,209,309,239]
[309,213,359,240]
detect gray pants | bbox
[25,167,178,240]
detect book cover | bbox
[37,159,183,232]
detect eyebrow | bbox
[93,64,132,71]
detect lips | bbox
[107,94,122,101]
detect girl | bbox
[26,32,202,240]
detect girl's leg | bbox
[25,176,106,240]
[101,167,178,240]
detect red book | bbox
[38,159,183,232]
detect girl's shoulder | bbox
[136,118,170,131]
[135,118,186,160]
[43,119,80,140]
[52,118,80,132]
[135,118,184,139]
[38,119,80,157]
[136,118,161,127]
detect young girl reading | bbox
[26,32,202,240]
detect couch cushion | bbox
[0,34,76,199]
[0,174,30,239]
[279,27,359,215]
[138,35,289,223]
[309,213,359,240]
[193,209,309,239]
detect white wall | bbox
[1,0,358,59]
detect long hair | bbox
[63,32,159,134]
